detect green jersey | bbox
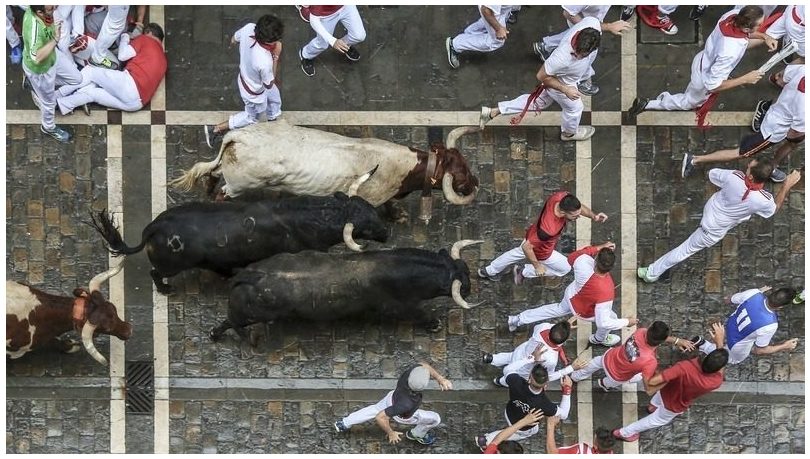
[22,8,56,74]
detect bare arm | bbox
[545,415,560,454]
[375,411,402,444]
[774,170,802,212]
[33,23,60,64]
[579,203,608,222]
[521,240,545,275]
[645,371,667,395]
[751,339,799,355]
[480,6,507,40]
[419,361,453,390]
[492,410,543,447]
[710,71,763,93]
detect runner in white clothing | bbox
[629,6,768,119]
[7,6,22,64]
[445,5,517,69]
[299,5,365,77]
[762,5,805,58]
[204,15,284,148]
[684,63,805,182]
[692,286,799,365]
[532,5,630,96]
[638,160,803,282]
[478,17,602,141]
[89,5,129,70]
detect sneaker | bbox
[596,377,616,392]
[345,46,360,62]
[637,266,659,283]
[30,90,42,110]
[561,126,595,141]
[507,315,520,333]
[492,377,508,388]
[477,267,502,281]
[681,152,695,178]
[89,56,119,70]
[793,290,805,305]
[620,6,635,21]
[647,404,657,414]
[81,104,91,116]
[22,74,32,91]
[578,79,600,96]
[295,5,310,23]
[689,5,707,21]
[10,44,22,64]
[479,106,492,130]
[334,420,349,432]
[771,168,787,183]
[507,10,518,25]
[405,430,436,446]
[532,41,552,61]
[590,334,621,347]
[203,125,222,149]
[751,100,772,132]
[613,428,639,442]
[628,97,648,119]
[475,435,488,452]
[299,48,315,77]
[690,335,706,348]
[482,353,493,364]
[512,265,524,285]
[40,125,72,143]
[655,14,679,35]
[445,37,459,69]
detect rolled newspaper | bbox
[758,40,799,74]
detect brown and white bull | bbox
[6,263,132,366]
[169,121,481,217]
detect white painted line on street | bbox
[575,137,594,445]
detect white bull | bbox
[170,121,480,208]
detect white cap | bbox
[407,366,430,391]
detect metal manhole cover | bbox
[125,361,154,414]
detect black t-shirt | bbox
[505,373,558,430]
[384,365,423,419]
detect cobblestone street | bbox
[5,4,805,454]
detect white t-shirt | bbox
[543,16,601,86]
[765,5,805,57]
[761,64,805,142]
[701,169,776,234]
[700,9,750,91]
[728,289,779,349]
[234,23,274,104]
[562,5,611,23]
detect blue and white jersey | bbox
[725,289,778,349]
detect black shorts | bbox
[739,132,774,157]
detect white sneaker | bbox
[479,106,491,130]
[507,315,520,332]
[590,333,621,347]
[561,126,595,141]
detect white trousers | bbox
[92,5,129,62]
[6,6,19,48]
[451,7,513,53]
[229,77,282,130]
[646,52,709,111]
[619,392,681,437]
[55,5,85,50]
[658,5,678,14]
[485,410,539,443]
[302,5,366,60]
[24,52,83,130]
[341,390,441,438]
[699,340,751,365]
[498,89,584,134]
[492,341,559,381]
[569,355,643,387]
[647,225,725,279]
[515,302,614,343]
[56,65,142,114]
[484,243,571,279]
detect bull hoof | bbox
[209,328,223,342]
[63,338,82,354]
[248,327,261,347]
[239,341,254,360]
[156,284,175,296]
[425,319,443,333]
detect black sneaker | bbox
[620,6,635,21]
[507,10,518,25]
[689,5,707,20]
[345,46,360,62]
[299,49,315,77]
[751,99,772,133]
[203,125,222,149]
[405,430,436,446]
[334,420,349,433]
[477,267,501,281]
[445,37,459,69]
[475,435,488,452]
[681,152,695,178]
[492,377,507,388]
[22,74,32,91]
[628,97,649,119]
[40,125,72,143]
[690,336,706,347]
[482,353,493,364]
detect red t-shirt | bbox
[483,443,499,454]
[127,36,167,104]
[602,328,658,383]
[566,246,614,319]
[310,6,343,16]
[659,357,723,413]
[525,191,569,261]
[558,442,613,454]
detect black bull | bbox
[89,193,389,294]
[210,240,484,342]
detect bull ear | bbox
[334,192,349,200]
[73,288,89,298]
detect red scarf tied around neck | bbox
[742,175,764,201]
[539,329,570,365]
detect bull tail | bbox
[168,141,227,192]
[89,210,146,257]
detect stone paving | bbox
[5,4,806,455]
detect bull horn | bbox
[81,322,108,366]
[451,280,484,309]
[450,239,484,260]
[88,261,124,293]
[445,126,480,150]
[348,165,379,197]
[442,173,478,205]
[343,223,363,252]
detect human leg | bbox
[396,409,441,438]
[339,5,366,46]
[515,302,570,328]
[645,54,707,110]
[483,245,526,277]
[342,391,392,427]
[265,85,282,120]
[618,393,681,437]
[570,355,604,382]
[644,227,722,280]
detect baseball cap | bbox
[407,366,430,391]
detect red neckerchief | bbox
[799,77,805,94]
[695,92,719,130]
[250,36,277,53]
[793,6,805,26]
[539,329,569,365]
[39,12,54,26]
[758,7,785,33]
[718,14,749,38]
[570,30,581,49]
[742,174,764,201]
[511,83,546,125]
